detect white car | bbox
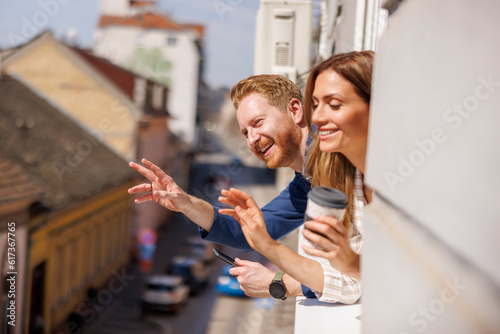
[142,275,190,313]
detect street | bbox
[82,131,296,334]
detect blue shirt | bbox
[198,171,317,298]
[199,171,310,251]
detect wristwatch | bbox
[269,272,287,300]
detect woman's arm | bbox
[219,188,326,293]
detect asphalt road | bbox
[82,131,296,334]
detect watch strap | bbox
[270,272,287,300]
[273,272,285,282]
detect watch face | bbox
[269,282,286,299]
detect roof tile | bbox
[0,76,136,210]
[99,12,183,31]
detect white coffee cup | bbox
[303,186,348,249]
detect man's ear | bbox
[288,98,304,125]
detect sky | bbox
[0,0,261,88]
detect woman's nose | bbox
[311,104,326,125]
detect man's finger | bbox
[153,190,176,199]
[142,158,171,182]
[234,257,254,267]
[229,266,241,276]
[133,194,153,203]
[129,161,156,182]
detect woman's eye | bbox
[330,104,341,109]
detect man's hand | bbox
[128,158,215,231]
[128,158,191,211]
[229,259,304,298]
[229,259,275,298]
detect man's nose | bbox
[247,128,259,147]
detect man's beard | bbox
[260,119,302,169]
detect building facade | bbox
[94,0,204,149]
[0,159,43,334]
[2,32,177,239]
[363,0,500,333]
[0,76,137,334]
[2,32,141,162]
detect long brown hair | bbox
[304,51,374,230]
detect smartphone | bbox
[213,248,239,267]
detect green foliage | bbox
[125,47,172,86]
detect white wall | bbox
[99,0,129,16]
[364,0,500,333]
[94,25,200,148]
[94,27,142,64]
[317,0,387,59]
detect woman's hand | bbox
[302,215,360,279]
[218,188,277,252]
[220,189,328,293]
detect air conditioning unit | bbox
[254,0,312,84]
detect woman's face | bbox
[311,70,370,158]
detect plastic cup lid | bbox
[307,186,348,208]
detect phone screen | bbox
[213,248,239,267]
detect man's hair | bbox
[231,74,303,113]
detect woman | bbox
[219,51,374,303]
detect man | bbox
[129,74,311,298]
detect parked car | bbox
[186,236,215,263]
[167,255,210,294]
[215,264,248,298]
[141,275,190,313]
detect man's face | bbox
[236,93,302,169]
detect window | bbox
[167,36,177,46]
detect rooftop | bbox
[0,76,136,210]
[98,12,205,39]
[0,157,43,206]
